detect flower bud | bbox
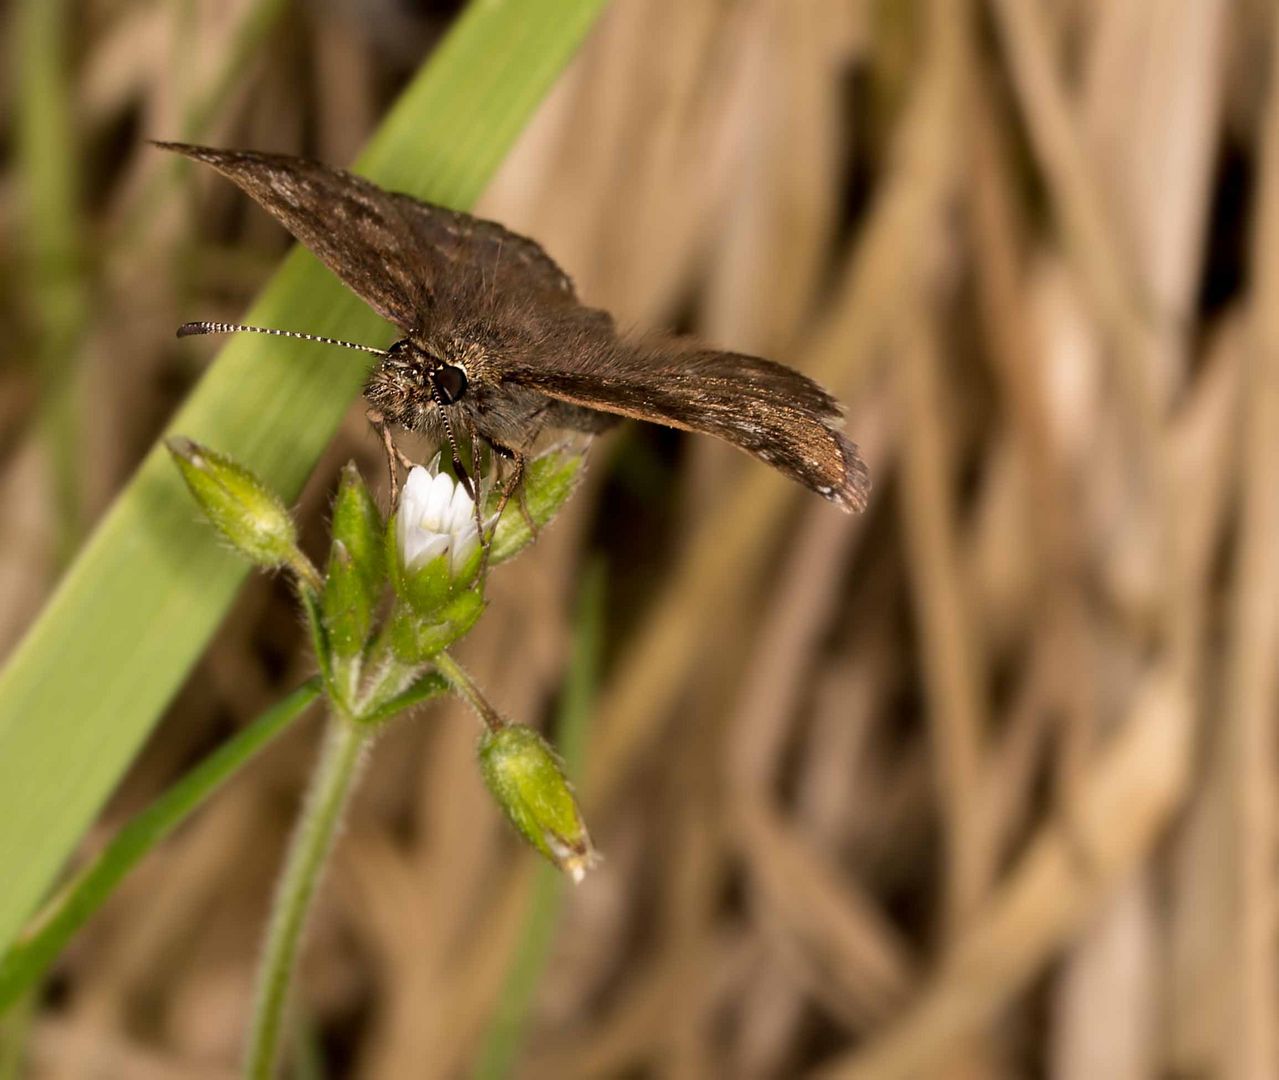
[478,725,597,882]
[330,462,385,590]
[166,437,302,572]
[322,542,372,659]
[323,465,385,658]
[487,450,584,564]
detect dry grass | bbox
[2,0,1278,1075]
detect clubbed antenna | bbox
[177,321,388,356]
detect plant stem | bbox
[246,715,368,1079]
[434,651,507,732]
[288,554,325,598]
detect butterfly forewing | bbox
[155,142,580,329]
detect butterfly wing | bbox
[506,339,870,512]
[155,142,580,330]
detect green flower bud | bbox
[487,450,585,564]
[322,465,385,660]
[330,462,385,592]
[166,437,304,574]
[322,541,373,659]
[478,725,597,882]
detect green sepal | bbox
[387,588,486,663]
[299,588,335,696]
[477,725,596,881]
[487,452,585,564]
[357,671,450,727]
[165,437,300,570]
[451,540,483,590]
[401,550,453,619]
[439,588,485,635]
[330,462,385,593]
[322,541,374,661]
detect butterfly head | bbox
[365,337,473,430]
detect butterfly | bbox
[159,142,870,517]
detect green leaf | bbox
[0,679,322,1011]
[396,549,455,623]
[0,0,610,956]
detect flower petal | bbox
[450,525,479,574]
[395,486,421,563]
[406,531,450,571]
[399,525,425,568]
[446,479,476,530]
[401,465,434,511]
[423,471,455,530]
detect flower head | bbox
[396,460,481,577]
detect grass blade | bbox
[15,0,89,563]
[0,679,323,1011]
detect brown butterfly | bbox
[159,142,870,515]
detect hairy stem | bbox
[246,716,368,1078]
[435,651,507,732]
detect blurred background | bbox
[3,0,1279,1076]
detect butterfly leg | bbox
[423,400,476,505]
[468,431,487,557]
[367,409,414,509]
[487,441,533,537]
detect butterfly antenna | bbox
[177,321,387,356]
[425,375,477,501]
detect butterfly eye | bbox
[432,364,468,405]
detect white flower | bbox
[396,461,480,576]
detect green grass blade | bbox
[0,679,323,1012]
[16,0,89,563]
[472,562,604,1079]
[0,0,610,955]
[0,991,35,1080]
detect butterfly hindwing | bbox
[505,340,870,511]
